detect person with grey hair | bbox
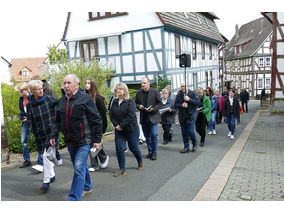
[160,88,176,145]
[50,74,103,200]
[23,80,59,192]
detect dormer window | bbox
[88,12,128,21]
[22,70,30,78]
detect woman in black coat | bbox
[222,89,240,140]
[160,89,176,144]
[85,78,109,172]
[109,82,143,177]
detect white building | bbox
[62,12,224,92]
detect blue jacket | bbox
[174,90,200,123]
[210,95,218,112]
[23,94,58,154]
[19,94,32,121]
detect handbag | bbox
[45,146,58,165]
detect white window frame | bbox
[259,57,264,67]
[258,78,263,89]
[265,57,271,66]
[22,70,30,78]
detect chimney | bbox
[235,24,239,37]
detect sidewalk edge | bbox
[193,110,260,201]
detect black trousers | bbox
[241,101,248,113]
[195,113,206,143]
[162,124,172,142]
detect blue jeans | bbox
[67,144,92,201]
[142,117,158,154]
[227,113,236,135]
[115,129,143,171]
[180,119,197,148]
[21,122,30,161]
[208,110,217,131]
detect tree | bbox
[47,44,68,65]
[43,59,115,102]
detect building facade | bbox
[224,17,273,97]
[62,12,224,92]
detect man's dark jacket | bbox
[240,91,249,102]
[135,87,162,124]
[174,90,200,123]
[51,90,102,147]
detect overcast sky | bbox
[0,0,281,60]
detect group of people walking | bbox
[17,73,247,201]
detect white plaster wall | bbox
[98,38,105,55]
[65,12,163,41]
[108,36,119,55]
[134,32,143,52]
[123,55,133,73]
[121,33,131,53]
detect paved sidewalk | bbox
[218,111,284,201]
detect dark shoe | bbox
[114,170,127,177]
[138,162,143,170]
[163,141,168,145]
[40,183,49,192]
[200,141,204,147]
[146,153,152,158]
[50,176,56,183]
[139,139,144,145]
[151,153,157,160]
[180,148,190,153]
[192,145,197,152]
[20,160,31,168]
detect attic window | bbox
[88,12,128,21]
[259,29,264,35]
[22,70,30,78]
[250,29,254,33]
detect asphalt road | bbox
[1,101,260,201]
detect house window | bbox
[266,78,271,88]
[88,12,128,21]
[22,70,29,78]
[265,57,271,66]
[258,78,263,89]
[209,44,212,60]
[202,42,205,59]
[175,35,181,57]
[259,57,264,67]
[192,40,197,60]
[80,40,97,61]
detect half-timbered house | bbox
[224,17,273,97]
[62,12,224,92]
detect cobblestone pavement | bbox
[218,111,284,201]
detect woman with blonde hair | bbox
[109,82,143,177]
[17,82,32,168]
[23,80,58,192]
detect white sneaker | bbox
[213,130,216,135]
[57,159,63,165]
[32,164,43,172]
[89,167,99,172]
[227,132,231,137]
[100,156,109,169]
[208,131,213,135]
[230,135,235,140]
